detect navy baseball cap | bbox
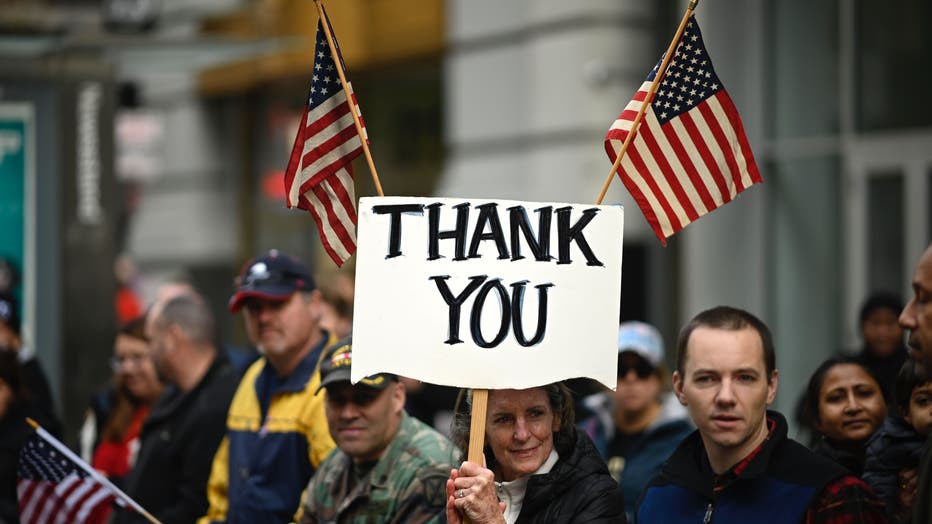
[229,249,316,313]
[316,336,398,394]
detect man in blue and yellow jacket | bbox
[200,250,337,524]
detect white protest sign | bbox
[351,196,623,390]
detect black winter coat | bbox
[515,431,627,523]
[114,354,238,524]
[863,415,925,516]
[812,437,866,476]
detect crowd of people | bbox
[2,245,932,523]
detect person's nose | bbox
[339,401,361,420]
[900,299,917,330]
[843,391,863,415]
[715,378,737,407]
[513,418,531,442]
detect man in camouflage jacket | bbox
[299,337,457,523]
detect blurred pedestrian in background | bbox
[857,293,908,404]
[803,356,887,475]
[446,383,626,523]
[0,350,56,524]
[316,272,354,340]
[580,321,692,520]
[81,316,164,487]
[0,292,60,438]
[114,294,238,524]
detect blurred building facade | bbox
[0,0,930,436]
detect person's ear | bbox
[391,381,406,412]
[766,370,779,405]
[305,290,324,323]
[168,324,185,348]
[673,371,687,406]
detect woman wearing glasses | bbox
[579,321,694,521]
[81,316,164,486]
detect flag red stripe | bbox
[616,159,670,245]
[18,480,42,523]
[284,108,311,208]
[310,183,355,253]
[696,101,745,192]
[22,482,57,524]
[659,117,718,212]
[716,91,762,184]
[638,121,700,222]
[62,483,110,524]
[298,190,355,267]
[678,111,733,204]
[296,146,362,200]
[300,124,363,172]
[47,476,83,522]
[624,143,684,233]
[302,98,352,137]
[326,172,357,223]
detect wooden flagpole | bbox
[595,0,700,205]
[25,418,162,524]
[313,0,385,197]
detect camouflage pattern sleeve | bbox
[387,465,451,524]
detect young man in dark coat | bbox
[114,293,238,524]
[636,306,886,523]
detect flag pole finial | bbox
[688,0,699,10]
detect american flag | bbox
[605,16,761,244]
[284,8,367,267]
[17,432,117,524]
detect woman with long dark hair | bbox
[85,316,164,483]
[803,356,887,475]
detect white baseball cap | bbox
[617,321,664,368]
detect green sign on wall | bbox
[0,104,33,316]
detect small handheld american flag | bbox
[17,421,157,524]
[605,15,761,244]
[284,7,367,267]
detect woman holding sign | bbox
[445,383,626,523]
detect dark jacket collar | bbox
[660,410,789,498]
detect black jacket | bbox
[863,415,925,516]
[115,353,238,524]
[812,437,866,476]
[515,430,627,523]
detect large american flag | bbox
[284,8,367,267]
[17,432,117,524]
[604,16,761,244]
